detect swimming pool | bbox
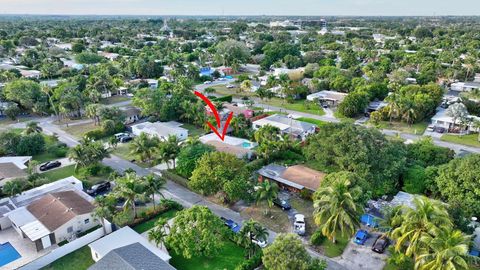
[0,242,21,267]
[242,141,252,149]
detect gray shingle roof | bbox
[88,242,176,270]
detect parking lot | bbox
[335,231,389,270]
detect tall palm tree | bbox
[386,92,400,123]
[416,229,473,270]
[313,178,362,243]
[130,132,159,164]
[113,172,146,219]
[255,180,279,215]
[41,85,59,120]
[148,218,170,249]
[143,174,166,211]
[24,121,42,134]
[2,180,25,197]
[237,219,269,259]
[391,196,452,258]
[93,194,117,234]
[85,103,102,126]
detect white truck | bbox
[293,214,306,236]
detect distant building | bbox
[131,121,188,141]
[431,108,480,132]
[199,133,257,159]
[306,90,348,107]
[252,114,316,141]
[19,69,41,79]
[121,106,142,125]
[258,164,325,193]
[450,81,480,92]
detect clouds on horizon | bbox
[0,0,478,16]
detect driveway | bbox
[36,157,75,173]
[335,232,388,270]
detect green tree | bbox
[113,172,146,219]
[255,180,279,215]
[142,174,166,211]
[166,206,226,259]
[92,194,117,234]
[24,121,42,135]
[68,139,110,171]
[313,176,362,243]
[2,179,25,197]
[237,219,269,259]
[129,133,159,164]
[262,233,326,270]
[148,218,170,249]
[176,143,214,178]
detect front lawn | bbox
[290,196,317,236]
[297,117,329,128]
[263,98,326,116]
[42,246,94,270]
[133,209,179,233]
[40,164,110,187]
[367,120,428,135]
[33,134,68,163]
[169,240,246,270]
[110,142,151,168]
[62,122,98,138]
[319,234,350,258]
[441,133,480,147]
[240,201,290,233]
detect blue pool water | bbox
[0,242,21,267]
[242,142,252,148]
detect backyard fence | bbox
[18,227,105,270]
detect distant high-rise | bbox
[320,19,327,30]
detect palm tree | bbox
[255,180,279,215]
[313,178,362,243]
[401,103,417,126]
[391,196,452,258]
[240,80,253,93]
[472,120,480,142]
[143,174,166,211]
[237,219,269,259]
[148,218,169,249]
[41,85,59,120]
[386,92,400,123]
[2,179,25,197]
[113,172,146,219]
[85,103,102,126]
[93,194,117,234]
[415,229,473,270]
[24,121,42,134]
[130,133,159,164]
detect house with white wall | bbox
[252,114,316,141]
[131,121,188,141]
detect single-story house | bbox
[131,121,188,141]
[450,81,480,92]
[98,51,120,61]
[6,189,97,251]
[257,164,325,193]
[88,226,171,264]
[306,90,348,106]
[199,133,257,159]
[88,242,176,270]
[252,114,316,141]
[19,69,41,79]
[431,108,480,132]
[0,156,32,185]
[121,106,142,125]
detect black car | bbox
[119,135,133,143]
[39,161,61,171]
[435,126,446,133]
[273,198,291,210]
[86,181,111,196]
[372,235,389,253]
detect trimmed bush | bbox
[310,230,327,246]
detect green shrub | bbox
[84,129,105,140]
[234,250,263,270]
[214,95,233,103]
[162,170,189,187]
[402,165,426,194]
[299,189,313,201]
[310,230,326,246]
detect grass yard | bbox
[368,120,429,135]
[42,246,94,270]
[100,96,130,105]
[441,133,480,147]
[319,234,350,258]
[240,201,290,233]
[297,117,329,128]
[182,123,206,137]
[211,85,255,97]
[32,134,68,163]
[111,142,151,168]
[290,196,317,236]
[62,122,98,138]
[40,164,109,186]
[133,209,179,233]
[263,98,326,116]
[169,240,246,270]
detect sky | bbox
[0,0,479,16]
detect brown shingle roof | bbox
[27,190,94,231]
[281,165,325,191]
[205,140,250,158]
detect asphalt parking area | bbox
[335,232,389,270]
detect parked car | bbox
[372,235,389,253]
[203,81,212,85]
[226,84,235,88]
[293,214,306,236]
[114,132,129,140]
[221,217,241,233]
[353,230,369,245]
[87,181,111,196]
[39,161,61,171]
[440,102,449,109]
[435,126,446,133]
[273,198,291,210]
[426,125,435,132]
[252,237,268,248]
[118,134,133,143]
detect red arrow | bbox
[194,91,233,141]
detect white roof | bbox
[199,133,256,149]
[21,220,51,241]
[6,206,36,227]
[0,156,32,169]
[89,226,171,262]
[131,121,188,140]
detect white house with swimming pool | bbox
[199,133,257,159]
